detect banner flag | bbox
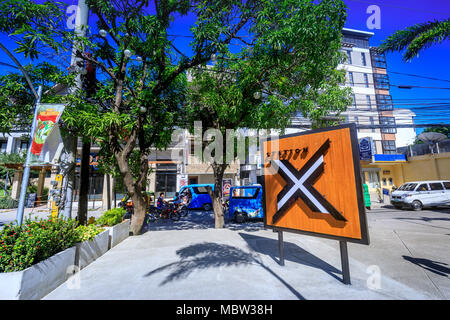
[30,104,65,165]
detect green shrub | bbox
[0,217,79,273]
[0,195,18,209]
[75,224,104,242]
[96,208,126,227]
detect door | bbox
[443,182,450,204]
[414,183,432,206]
[428,182,446,206]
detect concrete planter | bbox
[107,220,130,249]
[75,229,110,270]
[0,246,76,300]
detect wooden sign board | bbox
[262,124,369,245]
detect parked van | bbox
[178,184,214,211]
[390,180,450,210]
[227,185,263,223]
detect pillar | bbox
[10,169,23,200]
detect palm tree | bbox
[380,18,450,61]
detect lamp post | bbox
[16,86,43,226]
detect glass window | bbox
[382,140,397,154]
[346,50,352,64]
[371,51,387,68]
[366,95,372,109]
[416,184,429,192]
[374,73,390,90]
[376,94,394,111]
[231,187,260,198]
[380,117,396,134]
[361,52,367,66]
[0,140,7,153]
[388,178,393,185]
[348,72,354,86]
[404,183,418,191]
[382,178,387,186]
[368,171,380,188]
[429,183,444,190]
[192,186,210,194]
[443,182,450,189]
[364,73,369,87]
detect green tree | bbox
[185,0,351,227]
[0,0,350,234]
[380,18,450,61]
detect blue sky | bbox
[0,0,449,133]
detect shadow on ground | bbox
[143,210,264,232]
[143,241,305,299]
[239,233,343,282]
[403,256,450,277]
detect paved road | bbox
[43,205,450,300]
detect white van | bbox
[390,180,450,210]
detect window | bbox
[380,117,396,133]
[0,140,7,153]
[346,50,352,64]
[416,184,429,192]
[155,163,177,198]
[443,182,450,189]
[231,187,260,199]
[363,74,369,87]
[348,72,354,86]
[376,94,393,111]
[366,95,372,109]
[369,117,375,133]
[388,178,393,186]
[371,51,387,68]
[192,186,210,194]
[382,178,387,186]
[343,36,370,49]
[361,52,367,66]
[368,171,380,188]
[373,73,390,90]
[382,140,397,154]
[429,183,444,190]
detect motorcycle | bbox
[145,202,181,223]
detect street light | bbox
[124,49,132,58]
[99,29,108,38]
[253,91,261,100]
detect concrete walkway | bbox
[43,208,450,300]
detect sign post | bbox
[262,124,369,285]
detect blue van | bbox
[178,184,214,211]
[227,185,263,223]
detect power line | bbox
[388,71,450,83]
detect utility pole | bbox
[60,0,89,219]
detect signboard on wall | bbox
[358,137,373,161]
[222,178,232,198]
[262,124,369,245]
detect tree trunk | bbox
[209,163,227,228]
[77,140,90,225]
[129,191,146,235]
[114,150,149,235]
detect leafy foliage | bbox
[0,217,79,272]
[380,18,450,61]
[96,208,126,227]
[75,224,105,242]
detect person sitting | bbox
[171,192,181,205]
[157,192,169,217]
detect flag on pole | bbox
[30,104,65,165]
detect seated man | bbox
[157,192,167,210]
